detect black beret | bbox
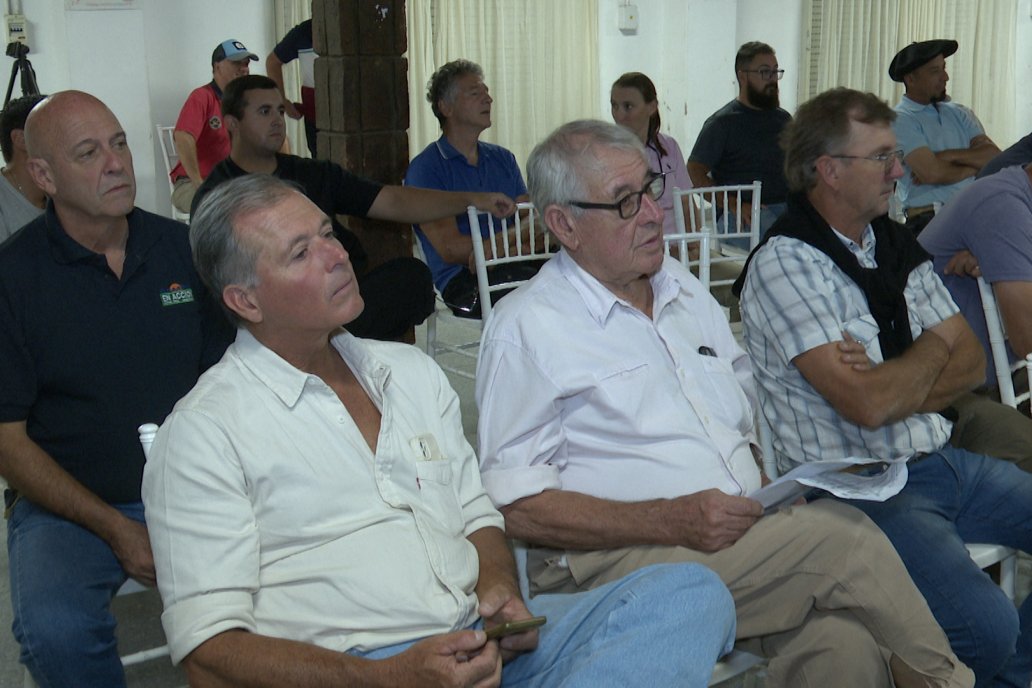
[889,40,958,82]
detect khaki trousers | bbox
[170,177,197,215]
[949,391,1032,474]
[528,499,973,688]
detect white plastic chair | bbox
[672,181,763,291]
[423,202,551,379]
[976,276,1032,409]
[155,125,190,223]
[663,230,712,288]
[22,425,171,687]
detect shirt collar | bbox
[45,203,159,271]
[555,249,686,326]
[899,95,934,113]
[831,223,877,263]
[434,135,481,164]
[233,327,391,409]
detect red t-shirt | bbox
[169,82,229,182]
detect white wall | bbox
[597,0,1031,158]
[2,0,275,214]
[1016,0,1032,141]
[4,0,1031,213]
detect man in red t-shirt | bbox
[169,39,257,215]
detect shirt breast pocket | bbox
[414,460,464,534]
[697,356,751,427]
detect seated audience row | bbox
[3,30,1032,687]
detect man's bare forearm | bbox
[0,422,130,543]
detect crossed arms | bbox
[905,134,1000,187]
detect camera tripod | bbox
[4,41,39,109]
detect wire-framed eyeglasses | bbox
[829,148,905,172]
[570,172,666,220]
[740,68,785,81]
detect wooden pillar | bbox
[313,0,411,273]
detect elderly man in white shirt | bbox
[475,119,975,688]
[141,174,738,687]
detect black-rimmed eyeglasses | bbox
[740,68,785,81]
[570,172,666,220]
[829,148,905,172]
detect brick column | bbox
[313,0,411,274]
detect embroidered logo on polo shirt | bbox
[208,116,222,130]
[160,282,195,307]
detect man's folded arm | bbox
[905,147,979,186]
[992,280,1032,360]
[917,312,985,411]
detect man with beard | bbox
[688,41,792,234]
[890,40,999,234]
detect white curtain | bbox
[273,0,313,157]
[801,0,1016,144]
[407,0,599,174]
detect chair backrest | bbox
[467,202,553,323]
[663,231,712,290]
[976,276,1032,410]
[155,125,178,181]
[672,181,762,290]
[138,423,159,460]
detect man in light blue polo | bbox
[405,59,530,318]
[889,39,999,234]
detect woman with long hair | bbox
[610,72,693,235]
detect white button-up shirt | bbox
[476,250,760,509]
[143,329,503,663]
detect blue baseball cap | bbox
[212,39,258,65]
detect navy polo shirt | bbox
[0,204,231,503]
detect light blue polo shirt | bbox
[405,136,526,292]
[893,96,984,210]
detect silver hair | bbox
[189,174,301,324]
[426,59,484,126]
[527,119,647,216]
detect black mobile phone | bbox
[484,615,547,640]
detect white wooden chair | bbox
[155,125,190,223]
[423,202,551,378]
[976,276,1032,409]
[672,181,763,291]
[21,425,170,687]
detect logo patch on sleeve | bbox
[160,282,195,306]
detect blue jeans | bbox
[6,494,142,688]
[353,563,736,686]
[842,448,1032,688]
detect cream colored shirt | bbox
[143,329,503,663]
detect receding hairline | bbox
[24,91,115,159]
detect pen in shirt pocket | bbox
[698,345,717,357]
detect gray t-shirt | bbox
[0,172,42,244]
[918,165,1032,386]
